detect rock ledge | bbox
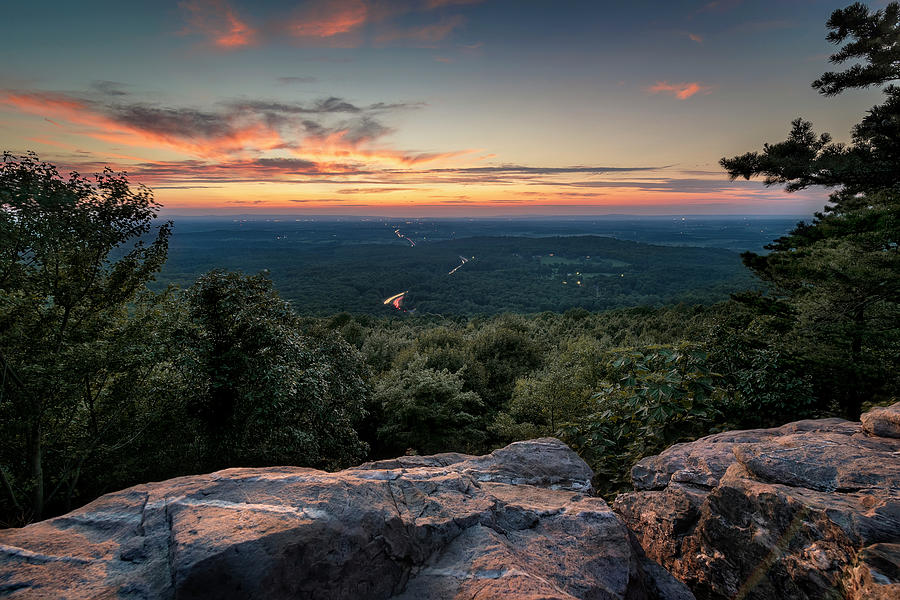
[0,438,689,600]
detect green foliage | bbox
[172,270,369,471]
[813,2,900,96]
[560,344,733,493]
[705,329,817,424]
[0,153,171,522]
[469,316,544,411]
[374,355,486,456]
[493,335,604,440]
[720,2,900,419]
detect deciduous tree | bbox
[0,153,171,521]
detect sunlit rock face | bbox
[0,438,691,600]
[862,402,900,439]
[615,403,900,600]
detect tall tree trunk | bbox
[845,305,865,421]
[28,418,43,519]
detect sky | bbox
[0,0,888,216]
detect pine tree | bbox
[720,2,900,420]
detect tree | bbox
[720,2,900,419]
[469,316,543,411]
[375,355,486,456]
[0,153,171,521]
[173,270,369,471]
[492,335,603,441]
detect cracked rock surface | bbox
[0,438,691,600]
[614,404,900,600]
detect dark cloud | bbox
[123,158,332,184]
[548,177,768,193]
[226,97,424,114]
[252,157,322,171]
[337,187,419,194]
[368,101,427,111]
[227,97,362,114]
[111,104,232,138]
[341,116,392,143]
[423,164,659,175]
[301,119,328,135]
[153,185,223,189]
[90,80,129,96]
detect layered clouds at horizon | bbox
[0,0,883,216]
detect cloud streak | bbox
[287,0,368,38]
[647,81,712,99]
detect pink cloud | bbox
[179,0,256,48]
[647,81,712,100]
[688,32,703,43]
[288,0,368,38]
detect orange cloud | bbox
[688,33,703,43]
[180,0,256,48]
[647,81,712,100]
[288,0,368,38]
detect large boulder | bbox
[614,409,900,600]
[0,438,692,600]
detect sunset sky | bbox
[0,0,886,216]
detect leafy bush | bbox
[561,344,735,494]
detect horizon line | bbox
[157,213,812,220]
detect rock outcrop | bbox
[0,438,692,600]
[614,402,900,600]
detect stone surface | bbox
[862,401,900,439]
[844,543,900,600]
[614,409,900,600]
[0,438,689,600]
